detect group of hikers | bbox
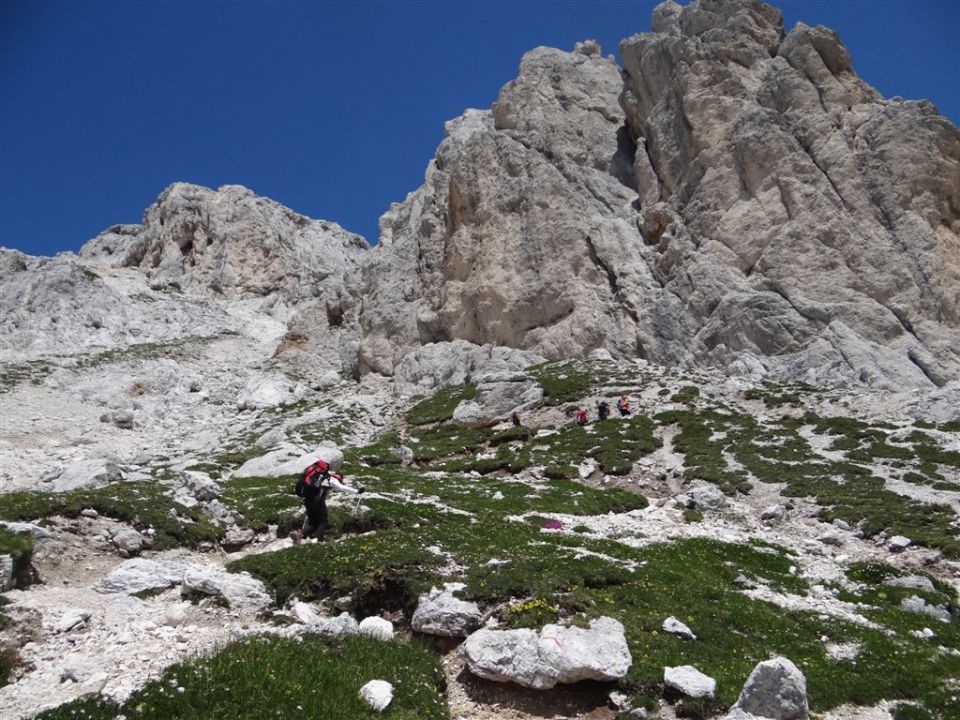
[576,394,630,426]
[292,394,634,544]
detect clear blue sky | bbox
[2,0,958,257]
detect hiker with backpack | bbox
[291,458,364,545]
[576,408,588,426]
[597,400,610,421]
[617,395,631,416]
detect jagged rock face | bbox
[358,0,960,389]
[619,0,960,386]
[78,183,370,378]
[357,45,689,376]
[80,183,367,303]
[3,184,369,379]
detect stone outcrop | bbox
[356,0,960,390]
[462,616,631,689]
[411,584,482,637]
[729,656,808,720]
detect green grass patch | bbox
[35,634,448,720]
[671,386,700,404]
[0,483,223,550]
[0,529,34,588]
[527,360,597,406]
[406,384,476,425]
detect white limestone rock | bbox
[93,557,191,595]
[883,575,935,593]
[181,566,272,611]
[463,616,631,689]
[664,665,716,699]
[57,608,91,633]
[662,616,697,640]
[412,585,482,637]
[359,679,394,712]
[54,459,124,492]
[358,616,394,641]
[233,442,343,478]
[730,656,809,720]
[686,483,727,512]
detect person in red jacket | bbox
[291,459,363,545]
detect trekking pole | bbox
[352,493,363,516]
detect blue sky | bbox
[2,0,958,256]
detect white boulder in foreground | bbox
[664,665,716,698]
[462,616,631,689]
[359,616,395,641]
[727,657,808,720]
[412,584,482,637]
[359,679,394,712]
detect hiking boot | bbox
[288,530,302,546]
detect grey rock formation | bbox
[462,616,631,689]
[232,442,343,478]
[882,575,935,593]
[55,459,124,493]
[730,656,808,720]
[392,340,544,390]
[357,45,660,376]
[664,664,716,698]
[111,528,144,557]
[411,585,483,637]
[900,595,952,623]
[93,557,191,595]
[79,183,369,379]
[181,566,272,611]
[683,483,727,512]
[356,0,960,389]
[619,0,960,389]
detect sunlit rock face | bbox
[359,0,960,390]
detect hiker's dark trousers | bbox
[301,493,329,539]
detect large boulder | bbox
[664,665,716,699]
[233,442,344,478]
[452,372,543,427]
[54,459,124,492]
[462,616,631,689]
[93,557,191,595]
[181,566,272,611]
[729,657,808,720]
[411,585,483,637]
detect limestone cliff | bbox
[358,0,960,389]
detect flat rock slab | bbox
[93,557,191,595]
[463,616,631,689]
[664,665,716,698]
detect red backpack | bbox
[295,459,330,497]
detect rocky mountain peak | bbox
[356,0,960,390]
[80,182,368,302]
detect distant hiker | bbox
[617,395,631,416]
[576,408,588,426]
[291,458,364,545]
[597,400,610,421]
[511,411,522,427]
